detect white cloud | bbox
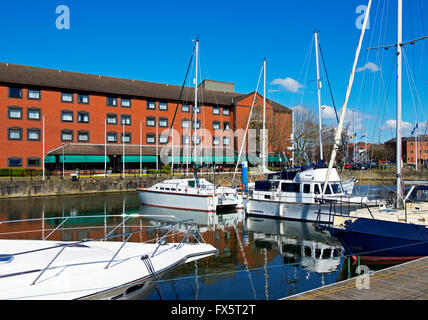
[270,77,305,93]
[320,105,338,120]
[380,119,413,132]
[356,61,380,73]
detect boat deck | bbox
[283,256,428,300]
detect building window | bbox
[107,132,117,143]
[223,122,230,130]
[222,107,230,116]
[182,135,190,145]
[121,115,131,126]
[159,102,168,111]
[61,92,73,103]
[159,134,168,144]
[27,108,41,121]
[8,127,22,140]
[147,101,156,110]
[181,104,190,113]
[106,96,117,106]
[181,119,190,129]
[193,105,201,114]
[121,132,131,143]
[78,94,89,104]
[8,106,23,119]
[213,106,220,115]
[159,117,168,128]
[28,89,41,100]
[213,136,221,145]
[223,136,230,145]
[106,113,117,124]
[192,119,201,129]
[78,131,90,142]
[27,157,41,167]
[27,128,41,141]
[9,86,23,99]
[7,157,23,167]
[61,130,73,142]
[61,110,74,122]
[77,111,90,123]
[121,98,131,108]
[146,133,156,144]
[213,121,220,130]
[146,116,156,127]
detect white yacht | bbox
[0,216,216,300]
[246,161,380,223]
[137,178,244,212]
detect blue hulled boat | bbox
[326,216,428,263]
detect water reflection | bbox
[0,192,351,300]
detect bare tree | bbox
[293,107,318,165]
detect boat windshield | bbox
[408,186,428,202]
[330,184,343,194]
[188,180,196,188]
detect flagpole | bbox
[42,115,45,181]
[122,121,125,179]
[140,120,142,177]
[104,117,107,178]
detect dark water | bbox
[0,185,394,300]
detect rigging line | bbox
[418,0,428,57]
[234,222,258,300]
[232,62,264,183]
[271,36,315,157]
[155,42,196,180]
[403,47,427,123]
[317,40,353,166]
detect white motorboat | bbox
[246,161,381,223]
[137,178,244,212]
[0,216,216,300]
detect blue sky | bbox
[1,0,427,143]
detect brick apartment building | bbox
[0,62,292,172]
[406,135,428,167]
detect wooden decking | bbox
[284,256,428,300]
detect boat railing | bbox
[0,215,205,285]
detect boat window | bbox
[303,184,311,193]
[281,183,300,193]
[188,180,195,188]
[325,185,332,194]
[409,186,428,202]
[264,195,271,200]
[331,184,342,194]
[165,188,170,191]
[160,187,164,190]
[314,184,320,194]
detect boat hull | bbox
[137,188,216,212]
[246,199,360,223]
[328,217,428,262]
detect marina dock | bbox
[284,257,428,300]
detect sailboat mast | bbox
[396,0,403,207]
[314,31,323,161]
[262,58,267,172]
[194,38,199,164]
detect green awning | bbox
[44,155,56,163]
[123,155,157,163]
[268,156,281,162]
[59,155,109,163]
